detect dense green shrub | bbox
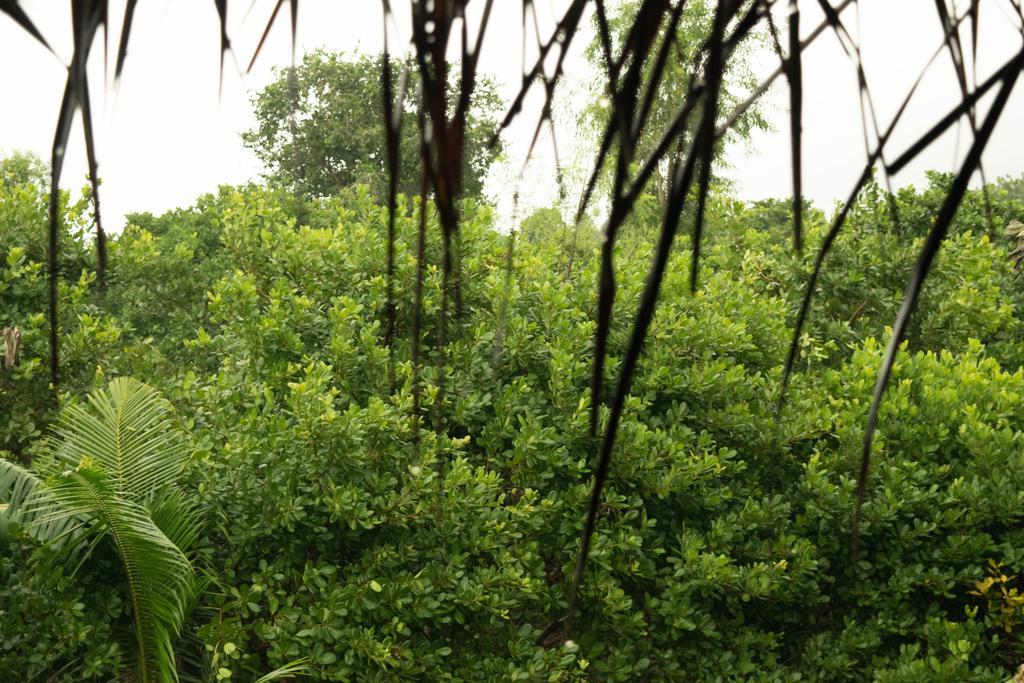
[704,175,1024,372]
[0,169,124,460]
[2,171,1024,680]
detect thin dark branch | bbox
[855,67,1019,537]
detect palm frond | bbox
[48,377,188,500]
[3,378,197,682]
[253,658,311,682]
[787,1,803,252]
[146,486,202,555]
[0,457,42,524]
[0,0,54,54]
[1,457,45,540]
[113,0,138,80]
[0,456,84,546]
[247,0,299,73]
[37,465,195,683]
[381,6,409,369]
[213,0,232,89]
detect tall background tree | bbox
[243,49,504,201]
[580,0,770,207]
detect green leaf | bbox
[1,379,198,683]
[48,377,188,500]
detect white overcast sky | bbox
[1,1,1022,231]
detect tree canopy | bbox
[581,0,770,204]
[243,49,504,201]
[0,150,48,191]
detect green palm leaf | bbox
[36,465,195,682]
[0,457,42,532]
[48,376,188,500]
[0,457,83,547]
[254,658,311,682]
[0,378,198,683]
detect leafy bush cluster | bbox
[2,167,1024,680]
